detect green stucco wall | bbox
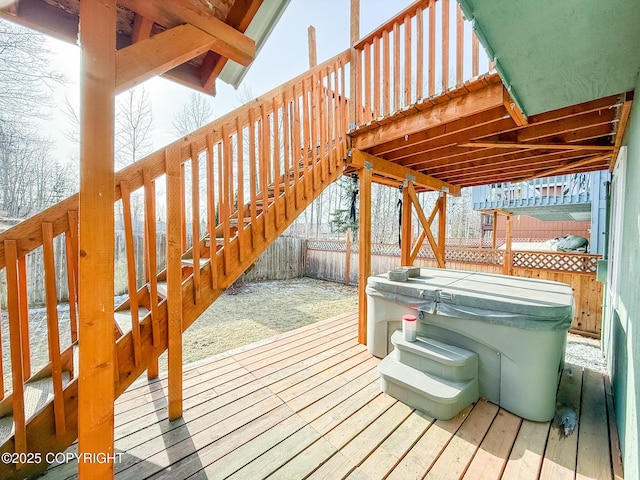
[604,72,640,478]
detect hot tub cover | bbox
[366,268,574,331]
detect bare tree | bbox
[0,20,72,219]
[172,92,215,136]
[115,86,154,168]
[0,20,64,121]
[0,117,73,218]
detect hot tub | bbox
[367,267,574,422]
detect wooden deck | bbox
[42,312,623,480]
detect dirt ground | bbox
[157,277,358,369]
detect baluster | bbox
[282,91,293,214]
[65,210,78,344]
[318,70,328,182]
[42,223,66,436]
[428,2,436,96]
[248,110,259,241]
[383,29,391,115]
[363,41,371,120]
[373,36,380,118]
[393,21,401,111]
[17,256,30,380]
[4,240,27,455]
[442,0,450,91]
[205,133,218,287]
[235,117,246,260]
[416,6,424,100]
[291,85,303,208]
[216,142,226,273]
[119,181,142,366]
[456,4,464,85]
[143,170,160,347]
[404,14,412,106]
[272,96,282,229]
[301,78,312,198]
[259,105,271,240]
[190,146,201,302]
[221,125,232,273]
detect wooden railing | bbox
[0,50,349,463]
[353,0,489,124]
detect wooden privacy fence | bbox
[305,240,603,337]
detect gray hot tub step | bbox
[378,356,479,420]
[390,330,478,382]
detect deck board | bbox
[42,310,623,480]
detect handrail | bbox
[352,0,490,124]
[0,50,349,455]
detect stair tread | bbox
[378,356,473,402]
[391,330,477,367]
[181,257,211,267]
[0,373,72,443]
[114,307,151,332]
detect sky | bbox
[44,0,415,162]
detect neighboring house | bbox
[471,170,609,253]
[460,0,640,476]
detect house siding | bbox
[604,72,640,479]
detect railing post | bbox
[77,1,116,476]
[349,0,360,129]
[166,144,184,421]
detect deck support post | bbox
[166,144,184,420]
[437,193,446,267]
[400,183,412,265]
[492,210,498,250]
[77,0,116,477]
[356,151,371,345]
[503,214,513,275]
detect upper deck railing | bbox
[471,172,597,211]
[353,0,491,125]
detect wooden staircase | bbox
[0,52,349,479]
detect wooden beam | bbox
[503,215,512,275]
[199,0,263,92]
[502,86,528,126]
[407,185,445,268]
[131,14,154,43]
[610,92,633,172]
[116,23,220,93]
[118,0,255,66]
[520,153,611,182]
[348,149,461,196]
[352,82,504,150]
[308,25,317,68]
[355,150,371,345]
[77,0,116,477]
[460,141,613,151]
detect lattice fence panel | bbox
[512,252,600,273]
[446,248,503,265]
